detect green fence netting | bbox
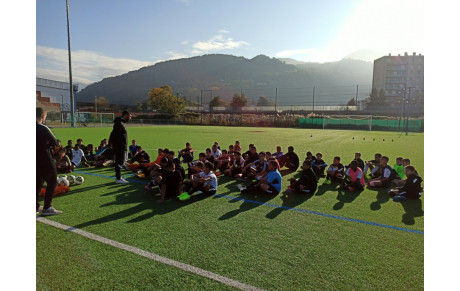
[298,118,423,132]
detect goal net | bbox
[62,112,115,127]
[323,115,373,131]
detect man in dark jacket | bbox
[109,111,131,184]
[36,107,62,215]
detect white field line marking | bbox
[36,217,264,291]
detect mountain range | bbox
[76,54,375,106]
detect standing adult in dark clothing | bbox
[109,111,132,184]
[36,107,62,215]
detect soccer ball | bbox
[75,176,85,185]
[58,174,67,179]
[67,175,76,185]
[57,177,70,187]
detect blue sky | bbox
[36,0,424,86]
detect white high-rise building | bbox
[372,52,424,102]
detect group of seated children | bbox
[121,140,423,204]
[279,150,421,203]
[53,138,94,173]
[130,142,302,200]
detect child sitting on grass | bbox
[278,146,300,171]
[179,142,194,163]
[130,146,150,164]
[234,140,242,153]
[156,161,183,204]
[368,156,396,188]
[224,151,245,178]
[215,149,231,174]
[173,157,185,182]
[205,148,215,167]
[364,153,382,178]
[287,160,317,194]
[345,152,365,171]
[392,158,419,187]
[389,165,423,202]
[211,144,222,159]
[393,156,405,179]
[311,153,328,178]
[272,146,284,160]
[341,160,366,191]
[145,157,169,190]
[85,144,95,161]
[305,151,315,162]
[56,148,73,173]
[187,153,207,178]
[181,161,218,199]
[242,151,268,180]
[71,144,91,168]
[324,156,344,184]
[240,160,282,195]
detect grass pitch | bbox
[37,125,424,290]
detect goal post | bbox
[323,115,373,131]
[62,112,114,127]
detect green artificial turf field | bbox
[37,125,424,290]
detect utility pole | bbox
[66,0,75,127]
[312,86,315,112]
[200,90,203,124]
[95,96,97,113]
[355,85,359,109]
[275,88,278,112]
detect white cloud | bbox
[218,29,230,34]
[165,51,189,60]
[36,45,156,85]
[190,33,249,54]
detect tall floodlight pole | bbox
[66,0,75,127]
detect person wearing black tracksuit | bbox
[109,111,131,184]
[36,107,62,215]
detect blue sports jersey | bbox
[265,169,282,193]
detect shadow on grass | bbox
[315,182,341,197]
[280,168,298,177]
[72,184,211,229]
[368,187,391,211]
[218,193,276,221]
[38,181,116,202]
[265,191,314,219]
[333,188,364,211]
[213,178,244,199]
[399,198,424,225]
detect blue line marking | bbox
[74,170,423,235]
[214,194,423,234]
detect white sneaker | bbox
[237,184,246,191]
[115,178,129,184]
[41,206,63,216]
